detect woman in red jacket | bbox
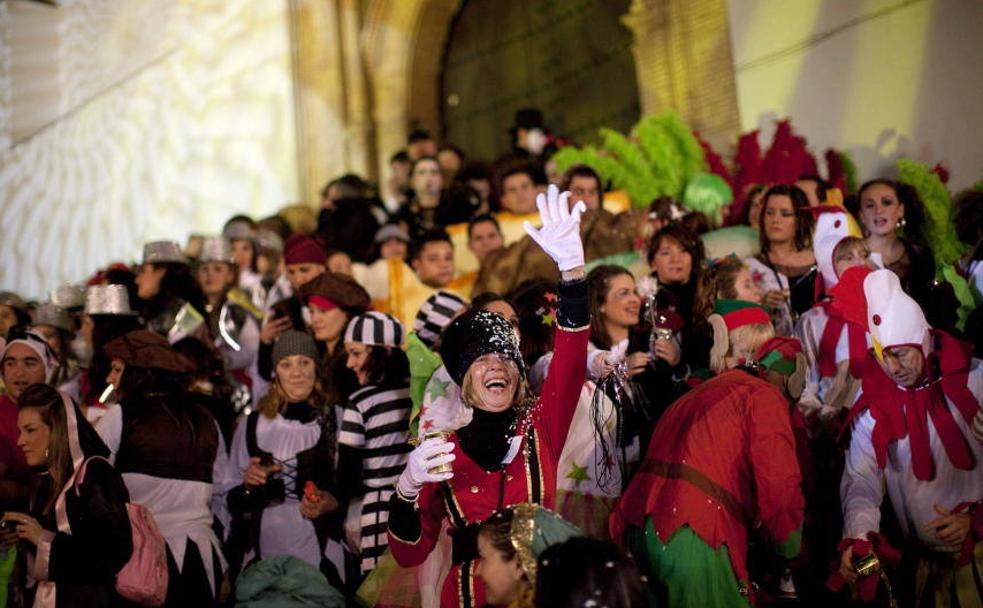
[386,185,590,607]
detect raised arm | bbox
[523,185,590,461]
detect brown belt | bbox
[639,459,750,525]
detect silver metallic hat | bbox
[50,284,85,309]
[85,285,137,316]
[33,302,73,332]
[199,236,235,264]
[142,240,188,265]
[223,219,256,242]
[255,228,284,253]
[0,291,27,312]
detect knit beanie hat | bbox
[272,330,319,368]
[414,291,467,348]
[2,328,58,382]
[344,311,404,347]
[439,310,524,386]
[283,234,327,266]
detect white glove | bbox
[523,184,587,272]
[396,437,455,499]
[587,339,629,379]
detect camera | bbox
[0,520,15,531]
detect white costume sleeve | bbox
[969,359,983,443]
[793,310,823,425]
[216,418,250,498]
[93,404,123,464]
[210,425,232,536]
[840,408,885,539]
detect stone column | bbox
[622,0,740,150]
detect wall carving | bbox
[0,0,299,298]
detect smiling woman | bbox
[386,185,590,607]
[2,385,132,607]
[338,311,412,577]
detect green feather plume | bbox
[552,112,707,209]
[896,158,966,267]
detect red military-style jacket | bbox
[610,368,805,584]
[388,323,588,608]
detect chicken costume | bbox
[833,269,983,606]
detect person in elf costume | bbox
[386,185,591,608]
[610,300,805,608]
[829,268,983,606]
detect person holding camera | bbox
[2,384,132,607]
[222,330,344,587]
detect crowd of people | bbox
[0,108,982,608]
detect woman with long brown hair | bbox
[222,330,344,586]
[744,184,818,335]
[2,384,132,607]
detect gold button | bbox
[470,485,479,494]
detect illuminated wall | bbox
[728,0,983,190]
[0,0,299,299]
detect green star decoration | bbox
[566,461,591,487]
[541,312,555,326]
[426,377,450,401]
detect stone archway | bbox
[289,0,739,203]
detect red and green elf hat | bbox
[712,299,771,331]
[750,336,802,376]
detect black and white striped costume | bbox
[413,291,467,348]
[339,384,412,574]
[340,311,412,574]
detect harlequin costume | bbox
[832,269,983,606]
[611,302,805,608]
[386,278,589,608]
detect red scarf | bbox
[848,331,978,481]
[817,301,867,379]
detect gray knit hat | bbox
[272,330,319,368]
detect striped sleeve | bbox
[339,396,367,448]
[352,385,413,488]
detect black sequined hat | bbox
[439,310,524,386]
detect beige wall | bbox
[728,0,983,190]
[0,0,299,299]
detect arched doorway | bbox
[439,0,641,161]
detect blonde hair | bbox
[833,236,869,263]
[460,365,532,411]
[708,320,775,373]
[258,373,333,419]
